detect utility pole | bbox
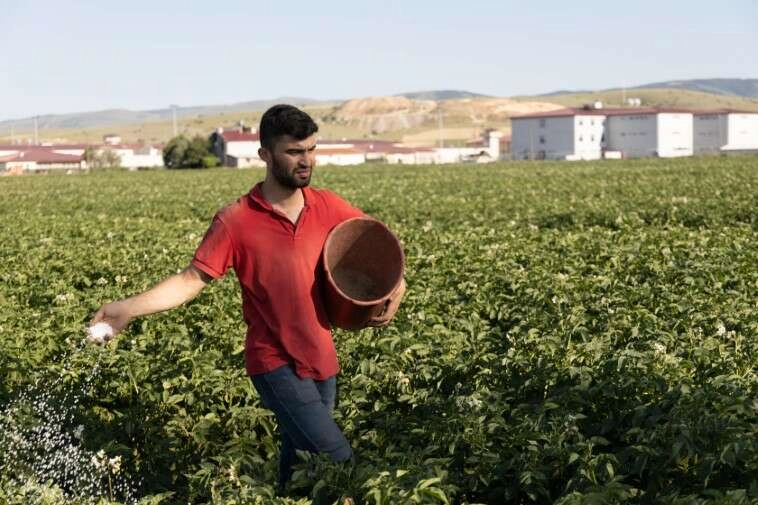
[34,116,39,145]
[437,106,444,148]
[170,104,178,137]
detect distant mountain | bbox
[398,90,490,101]
[0,97,332,132]
[539,79,758,99]
[633,78,758,98]
[537,89,593,97]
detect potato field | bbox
[0,157,756,504]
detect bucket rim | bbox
[323,216,405,306]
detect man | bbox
[91,104,406,487]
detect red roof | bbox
[0,147,83,163]
[317,139,400,153]
[691,108,758,115]
[0,142,161,150]
[319,138,397,146]
[466,133,512,147]
[511,106,726,120]
[221,131,259,142]
[386,146,435,154]
[315,148,365,155]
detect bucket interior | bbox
[326,219,403,302]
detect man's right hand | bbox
[90,300,134,341]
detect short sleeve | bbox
[191,216,234,279]
[322,190,364,224]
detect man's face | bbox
[263,134,317,189]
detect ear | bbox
[258,146,271,164]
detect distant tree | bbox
[163,135,219,169]
[163,136,190,169]
[202,154,220,168]
[83,147,122,171]
[184,136,210,168]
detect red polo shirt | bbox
[191,183,362,380]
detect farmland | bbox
[0,156,757,504]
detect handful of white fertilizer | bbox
[87,322,114,344]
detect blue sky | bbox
[1,0,756,120]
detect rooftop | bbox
[220,131,260,142]
[511,107,758,120]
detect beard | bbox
[271,156,311,189]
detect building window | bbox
[539,119,546,128]
[591,135,595,142]
[539,135,545,144]
[578,120,583,126]
[590,120,595,126]
[578,136,583,142]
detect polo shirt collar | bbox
[248,182,311,212]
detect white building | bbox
[314,147,366,166]
[211,129,262,167]
[108,144,164,169]
[51,143,164,169]
[0,147,86,174]
[466,130,512,160]
[103,134,122,146]
[605,109,693,158]
[511,109,606,160]
[694,110,758,154]
[0,142,164,172]
[512,107,697,160]
[384,146,436,165]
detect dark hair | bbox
[259,104,319,150]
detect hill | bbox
[398,90,491,100]
[0,97,333,132]
[634,78,758,98]
[521,88,758,111]
[538,78,758,99]
[4,87,757,147]
[0,96,564,146]
[326,96,563,144]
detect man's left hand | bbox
[367,278,406,327]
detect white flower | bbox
[456,394,483,411]
[91,449,107,469]
[96,277,108,285]
[54,293,74,303]
[651,342,666,354]
[108,455,122,474]
[716,323,726,336]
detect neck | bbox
[261,177,302,207]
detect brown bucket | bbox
[322,217,405,330]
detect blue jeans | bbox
[251,365,353,485]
